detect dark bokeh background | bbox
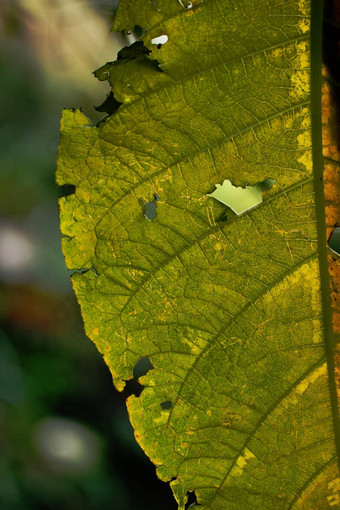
[2,1,339,509]
[0,1,175,508]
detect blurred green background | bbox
[0,1,175,508]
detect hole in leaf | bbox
[179,0,193,8]
[123,378,144,398]
[142,192,160,220]
[186,490,199,508]
[93,40,154,124]
[208,178,275,215]
[328,226,340,255]
[123,357,153,398]
[133,357,153,379]
[151,35,169,46]
[117,40,151,61]
[70,264,98,277]
[160,400,172,410]
[59,184,75,198]
[95,91,122,115]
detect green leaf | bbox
[57,0,340,508]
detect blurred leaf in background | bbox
[0,1,175,508]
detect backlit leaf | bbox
[57,0,340,508]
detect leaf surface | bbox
[57,0,340,507]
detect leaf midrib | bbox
[310,0,340,473]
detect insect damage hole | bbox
[151,35,169,47]
[208,178,275,215]
[59,184,76,198]
[142,193,160,220]
[133,356,153,378]
[186,490,199,508]
[160,400,172,410]
[179,0,193,8]
[123,357,154,398]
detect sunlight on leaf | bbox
[57,0,340,508]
